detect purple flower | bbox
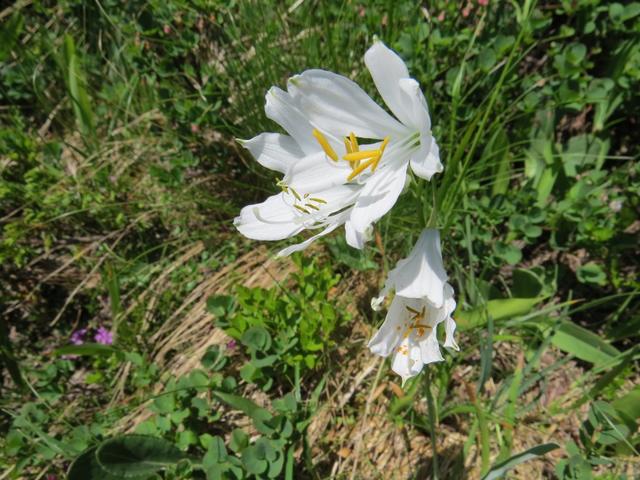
[94,327,113,345]
[70,328,87,345]
[226,339,237,351]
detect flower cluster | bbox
[69,326,113,346]
[235,41,458,381]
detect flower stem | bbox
[425,368,439,480]
[477,401,491,475]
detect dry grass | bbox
[103,245,598,479]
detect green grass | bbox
[1,1,639,479]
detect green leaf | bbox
[241,326,271,351]
[511,269,544,298]
[203,436,228,465]
[0,13,24,62]
[612,386,640,423]
[212,391,273,424]
[54,343,123,359]
[457,297,544,330]
[61,34,94,137]
[478,48,497,73]
[229,429,249,453]
[551,321,620,366]
[242,445,268,474]
[482,443,559,480]
[576,263,607,286]
[206,295,234,317]
[96,435,186,477]
[68,447,150,480]
[494,242,522,265]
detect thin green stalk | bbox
[476,398,491,475]
[425,368,439,480]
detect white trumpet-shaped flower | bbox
[368,229,458,381]
[234,41,442,255]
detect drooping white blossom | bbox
[234,41,442,255]
[368,229,458,381]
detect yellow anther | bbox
[294,204,310,214]
[343,150,381,162]
[308,197,327,204]
[346,157,378,181]
[289,187,302,201]
[349,132,359,152]
[344,138,353,154]
[405,306,421,315]
[372,136,390,172]
[305,203,320,211]
[312,129,338,162]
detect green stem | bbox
[475,398,491,475]
[425,368,439,480]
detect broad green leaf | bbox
[552,321,620,366]
[206,295,234,317]
[511,269,544,298]
[482,443,559,480]
[96,435,186,477]
[612,386,640,423]
[457,297,544,330]
[68,447,150,480]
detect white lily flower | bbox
[368,229,459,381]
[234,87,362,256]
[234,41,441,255]
[372,229,448,310]
[289,41,442,247]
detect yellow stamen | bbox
[405,306,421,315]
[312,129,338,162]
[294,204,310,214]
[349,132,359,152]
[346,157,377,181]
[308,197,327,204]
[289,187,302,201]
[344,138,353,154]
[412,323,432,330]
[343,150,381,162]
[305,203,320,211]
[371,136,390,172]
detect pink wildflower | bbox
[94,327,113,345]
[478,0,489,5]
[70,328,87,345]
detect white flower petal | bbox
[288,69,407,140]
[265,87,318,155]
[276,214,346,257]
[419,332,444,364]
[397,78,431,134]
[443,283,459,351]
[347,161,408,248]
[285,151,353,193]
[388,228,448,307]
[364,41,414,127]
[410,136,443,181]
[391,339,424,381]
[368,294,409,357]
[234,194,303,240]
[241,133,304,174]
